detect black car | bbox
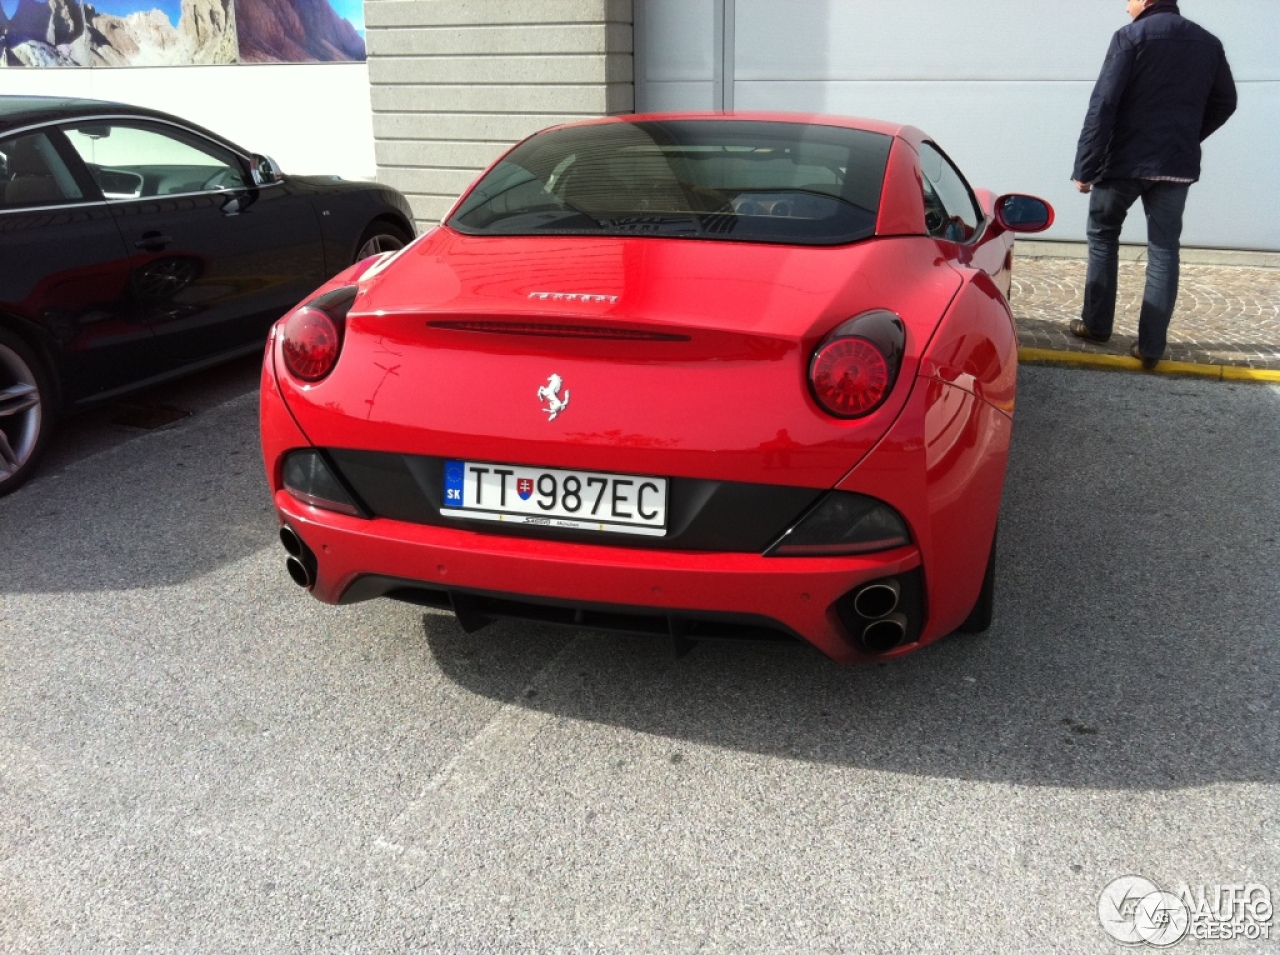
[0,95,416,495]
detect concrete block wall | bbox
[366,0,634,228]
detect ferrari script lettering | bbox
[528,292,618,304]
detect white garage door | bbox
[635,0,1279,252]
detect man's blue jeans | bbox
[1081,179,1191,359]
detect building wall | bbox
[365,0,634,227]
[635,0,1279,252]
[1,65,377,181]
[13,2,1270,250]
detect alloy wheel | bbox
[0,339,43,486]
[355,230,408,261]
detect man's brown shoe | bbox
[1130,343,1159,370]
[1069,319,1111,344]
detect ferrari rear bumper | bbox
[273,490,928,664]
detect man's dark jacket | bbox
[1072,1,1236,183]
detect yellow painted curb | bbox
[1017,348,1280,383]
[1219,364,1280,383]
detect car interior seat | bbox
[561,168,634,219]
[3,136,67,207]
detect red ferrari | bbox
[260,113,1052,663]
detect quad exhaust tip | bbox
[848,577,910,654]
[279,525,316,589]
[852,578,900,620]
[860,613,908,654]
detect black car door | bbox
[0,127,166,404]
[59,118,327,362]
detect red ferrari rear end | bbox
[261,114,1052,662]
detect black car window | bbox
[921,144,977,243]
[449,120,893,246]
[919,142,982,242]
[61,121,247,201]
[0,131,85,210]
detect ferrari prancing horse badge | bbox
[537,374,570,420]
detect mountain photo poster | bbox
[0,0,365,66]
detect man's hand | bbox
[1074,180,1093,194]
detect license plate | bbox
[442,460,668,537]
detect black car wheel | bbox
[956,525,997,634]
[0,326,53,497]
[355,221,412,263]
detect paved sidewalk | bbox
[1009,253,1280,376]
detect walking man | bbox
[1070,0,1236,369]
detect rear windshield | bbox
[448,119,893,246]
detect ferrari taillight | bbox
[808,310,905,419]
[811,338,890,416]
[280,287,358,382]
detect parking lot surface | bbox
[1,365,1277,953]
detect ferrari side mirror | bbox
[994,194,1054,233]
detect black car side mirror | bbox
[250,154,283,187]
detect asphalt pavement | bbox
[1,360,1277,953]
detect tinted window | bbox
[920,142,982,242]
[62,122,246,200]
[449,120,893,246]
[0,132,84,209]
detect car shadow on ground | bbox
[3,363,1275,793]
[422,368,1280,792]
[0,358,274,595]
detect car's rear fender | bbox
[835,271,1017,638]
[261,327,316,493]
[835,372,1009,640]
[0,312,63,409]
[916,267,1018,416]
